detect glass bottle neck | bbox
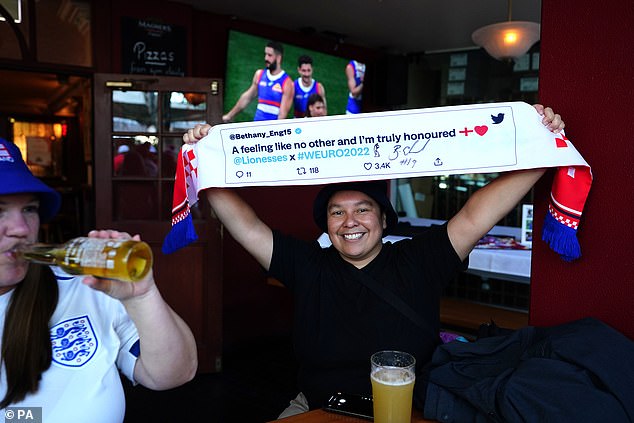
[17,243,60,265]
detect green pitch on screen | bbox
[225,31,351,122]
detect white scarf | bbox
[164,102,591,261]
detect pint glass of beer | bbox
[370,350,416,423]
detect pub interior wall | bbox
[94,0,634,347]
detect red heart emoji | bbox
[474,125,488,136]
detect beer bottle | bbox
[19,237,153,283]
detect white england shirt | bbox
[0,268,139,422]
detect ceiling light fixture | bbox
[471,0,540,61]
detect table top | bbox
[271,408,434,422]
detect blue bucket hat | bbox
[0,137,61,222]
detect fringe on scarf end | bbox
[162,213,198,254]
[541,212,581,262]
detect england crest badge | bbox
[50,315,98,367]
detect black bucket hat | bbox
[312,180,398,235]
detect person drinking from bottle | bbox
[0,137,197,422]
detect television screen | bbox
[225,30,352,122]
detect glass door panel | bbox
[162,91,208,132]
[112,90,158,132]
[161,136,182,178]
[112,134,159,177]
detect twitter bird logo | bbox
[491,113,505,124]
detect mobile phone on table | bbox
[323,391,373,420]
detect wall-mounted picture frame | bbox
[520,76,539,92]
[448,67,466,81]
[447,81,465,96]
[521,204,534,248]
[449,53,468,67]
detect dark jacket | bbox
[420,317,634,422]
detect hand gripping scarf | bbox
[162,102,592,262]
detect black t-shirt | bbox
[268,223,466,410]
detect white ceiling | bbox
[175,0,542,54]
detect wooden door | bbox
[93,73,223,372]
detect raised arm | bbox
[205,188,274,269]
[447,169,546,260]
[183,124,274,269]
[346,63,363,97]
[277,77,295,119]
[82,230,198,390]
[222,69,262,123]
[447,105,564,260]
[318,82,327,108]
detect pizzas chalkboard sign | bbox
[121,17,186,76]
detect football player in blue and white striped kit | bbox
[293,55,326,118]
[345,60,365,114]
[223,41,295,122]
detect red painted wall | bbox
[531,1,634,338]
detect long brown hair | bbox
[1,264,58,407]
